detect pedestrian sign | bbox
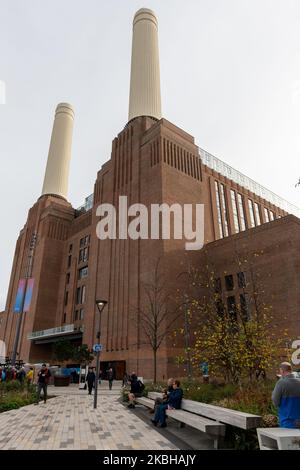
[93,344,103,353]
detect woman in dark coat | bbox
[86,367,95,395]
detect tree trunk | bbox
[154,349,157,384]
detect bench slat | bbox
[166,409,225,436]
[147,392,261,430]
[136,397,155,408]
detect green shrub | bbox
[0,381,37,412]
[0,380,23,392]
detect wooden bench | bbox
[135,391,262,449]
[257,428,300,450]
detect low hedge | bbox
[0,382,37,412]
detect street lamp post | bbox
[93,299,107,409]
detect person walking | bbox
[272,362,300,428]
[86,367,95,395]
[35,364,51,404]
[107,367,114,390]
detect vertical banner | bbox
[14,279,26,313]
[24,278,34,313]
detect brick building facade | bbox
[1,9,299,379]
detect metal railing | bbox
[27,324,81,340]
[199,147,300,217]
[76,194,94,214]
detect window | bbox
[215,181,224,238]
[79,247,89,263]
[63,313,66,323]
[227,296,237,320]
[80,235,90,248]
[76,287,81,304]
[66,272,70,284]
[81,285,86,304]
[230,190,240,233]
[69,244,73,253]
[237,194,246,231]
[74,310,79,321]
[254,202,261,226]
[240,293,250,321]
[79,308,84,320]
[76,286,86,304]
[225,274,234,291]
[269,210,274,221]
[248,200,255,228]
[214,278,222,294]
[237,272,246,289]
[64,291,68,306]
[67,255,72,268]
[220,184,229,236]
[78,266,88,279]
[264,207,270,222]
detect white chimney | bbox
[41,102,74,199]
[128,8,162,122]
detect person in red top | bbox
[35,364,51,404]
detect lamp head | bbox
[95,299,108,314]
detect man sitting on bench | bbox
[151,380,183,428]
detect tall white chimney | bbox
[41,102,74,199]
[128,8,162,122]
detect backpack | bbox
[138,380,145,392]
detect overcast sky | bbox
[1,0,300,311]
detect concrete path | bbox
[0,384,178,450]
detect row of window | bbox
[226,293,250,321]
[62,308,85,323]
[74,308,84,321]
[215,272,246,293]
[215,181,280,239]
[63,235,90,323]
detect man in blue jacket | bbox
[151,380,183,428]
[272,362,300,428]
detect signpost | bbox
[93,344,103,353]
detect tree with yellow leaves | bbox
[174,246,290,385]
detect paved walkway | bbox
[0,384,178,450]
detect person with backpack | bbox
[127,373,145,408]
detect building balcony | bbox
[27,323,84,344]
